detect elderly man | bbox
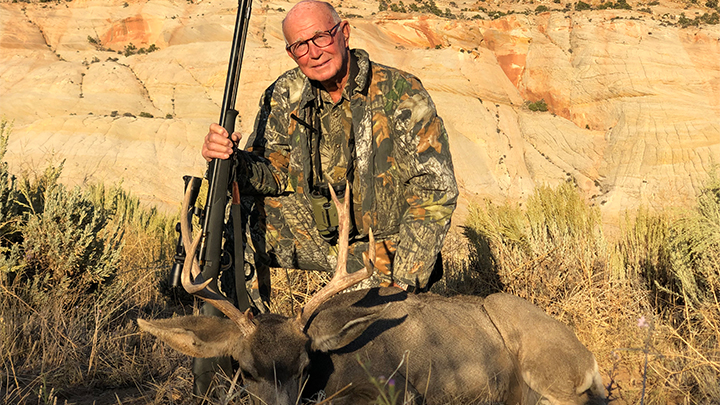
[198,0,457,394]
[204,0,456,292]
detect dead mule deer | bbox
[137,183,606,404]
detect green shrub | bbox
[678,12,693,26]
[575,1,593,10]
[123,43,137,57]
[700,11,720,24]
[527,99,549,112]
[604,0,633,10]
[667,169,720,305]
[387,0,448,17]
[121,43,160,57]
[0,123,178,398]
[390,2,407,12]
[675,12,718,26]
[615,208,673,296]
[0,144,125,307]
[488,10,508,18]
[19,184,123,304]
[146,43,159,53]
[0,120,20,242]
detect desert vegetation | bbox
[371,0,720,24]
[461,180,720,404]
[0,115,718,404]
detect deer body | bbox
[137,182,605,404]
[139,287,605,404]
[307,288,516,403]
[305,288,603,404]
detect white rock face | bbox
[1,0,719,223]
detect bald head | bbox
[281,0,350,99]
[282,1,341,43]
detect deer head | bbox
[137,181,377,404]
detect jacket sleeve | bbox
[392,76,458,290]
[235,81,291,196]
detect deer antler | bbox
[299,182,375,326]
[180,183,256,337]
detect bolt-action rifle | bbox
[168,0,254,395]
[169,0,253,312]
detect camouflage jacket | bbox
[238,49,458,289]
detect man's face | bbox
[283,8,350,87]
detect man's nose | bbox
[307,41,323,58]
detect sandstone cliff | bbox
[1,0,719,224]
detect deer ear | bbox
[138,316,245,358]
[309,304,390,352]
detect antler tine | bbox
[180,231,213,294]
[180,184,256,337]
[299,182,375,325]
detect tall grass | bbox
[462,181,609,308]
[1,113,718,404]
[463,178,720,404]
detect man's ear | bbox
[308,304,390,352]
[341,20,350,45]
[137,316,245,358]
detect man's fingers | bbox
[209,122,227,135]
[208,124,242,145]
[208,125,232,144]
[209,133,234,148]
[202,146,228,162]
[202,123,237,161]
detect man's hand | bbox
[202,123,242,162]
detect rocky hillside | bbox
[1,0,718,224]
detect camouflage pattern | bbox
[316,85,353,185]
[236,48,457,291]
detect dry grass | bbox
[1,116,718,404]
[462,179,720,405]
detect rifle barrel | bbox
[199,0,253,285]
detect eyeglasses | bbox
[286,21,343,58]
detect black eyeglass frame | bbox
[286,21,343,58]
